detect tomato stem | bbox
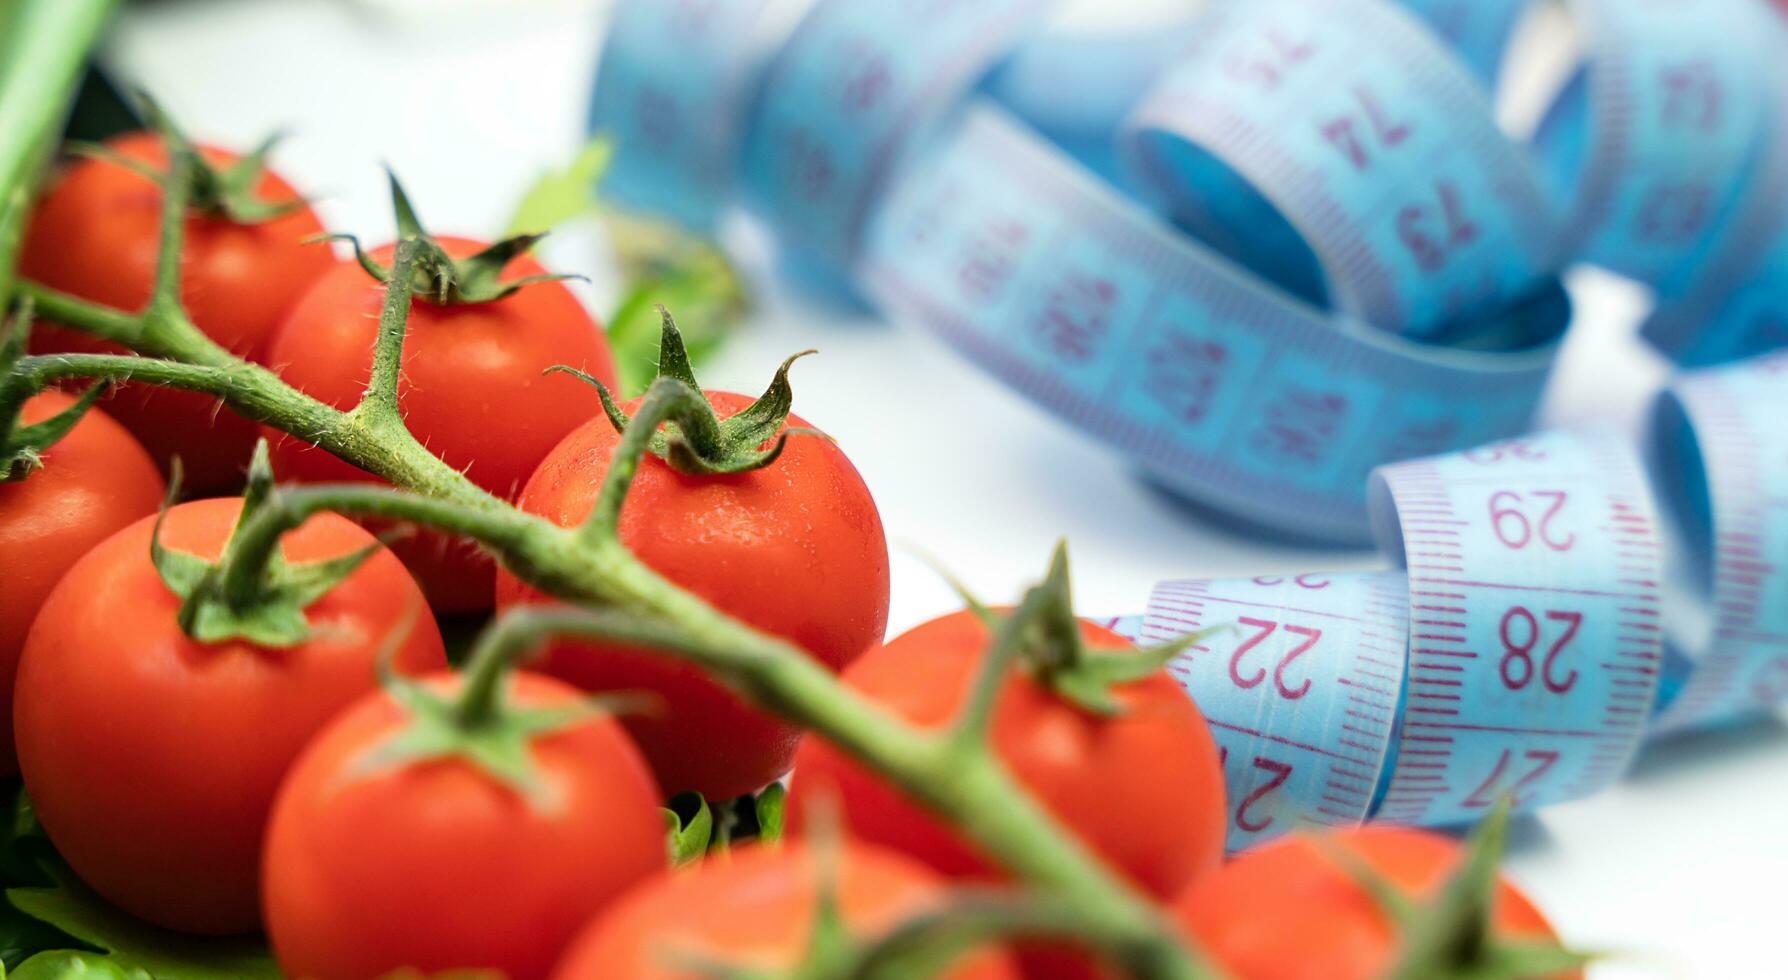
[147,143,193,320]
[0,0,121,310]
[356,235,422,429]
[0,15,1218,968]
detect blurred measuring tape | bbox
[591,0,1788,544]
[1097,349,1788,848]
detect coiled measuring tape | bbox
[1099,350,1787,847]
[590,0,1788,543]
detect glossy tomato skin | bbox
[14,497,445,935]
[552,841,1018,980]
[790,611,1226,899]
[20,133,334,493]
[264,237,616,614]
[0,392,163,775]
[495,390,890,800]
[1174,826,1576,980]
[263,671,665,980]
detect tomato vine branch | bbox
[0,6,1218,974]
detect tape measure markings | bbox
[594,0,1788,542]
[1139,572,1409,849]
[864,104,1563,543]
[1538,0,1784,290]
[740,0,1051,265]
[1367,431,1663,827]
[1652,352,1788,730]
[1123,0,1556,338]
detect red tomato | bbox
[552,841,1018,979]
[262,671,665,980]
[0,392,163,775]
[264,238,617,614]
[495,389,889,800]
[788,611,1225,978]
[1174,825,1578,980]
[20,133,334,493]
[14,497,445,934]
[790,611,1225,899]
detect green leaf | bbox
[604,241,747,398]
[13,950,149,980]
[504,137,613,237]
[754,784,787,845]
[6,863,279,980]
[662,792,713,867]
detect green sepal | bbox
[349,674,613,802]
[1356,798,1601,980]
[977,542,1219,717]
[663,792,714,867]
[332,170,583,307]
[0,304,114,483]
[150,442,380,648]
[120,92,305,225]
[551,309,823,476]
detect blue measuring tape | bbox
[589,0,1788,543]
[1103,350,1788,848]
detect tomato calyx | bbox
[1326,800,1595,980]
[150,440,382,647]
[70,94,307,225]
[328,170,582,306]
[672,828,1054,979]
[352,611,651,802]
[553,307,824,476]
[0,304,110,482]
[954,542,1214,718]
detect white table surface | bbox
[102,1,1783,976]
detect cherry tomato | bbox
[20,133,334,493]
[495,389,889,800]
[14,497,445,934]
[262,671,665,980]
[0,391,163,775]
[552,841,1018,979]
[1174,825,1577,980]
[790,611,1225,899]
[264,238,617,614]
[788,610,1224,978]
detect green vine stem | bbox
[0,5,1214,977]
[0,0,122,308]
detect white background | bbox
[102,1,1783,976]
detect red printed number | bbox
[1223,28,1314,90]
[957,220,1027,302]
[1635,183,1712,244]
[1143,334,1228,425]
[1660,60,1721,131]
[1321,85,1411,171]
[1230,618,1319,700]
[1462,748,1559,808]
[1235,756,1294,833]
[1498,607,1582,693]
[1463,439,1547,465]
[1397,180,1478,273]
[1488,490,1574,551]
[1253,388,1347,464]
[1032,274,1117,363]
[1250,574,1330,589]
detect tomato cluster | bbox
[0,125,1577,979]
